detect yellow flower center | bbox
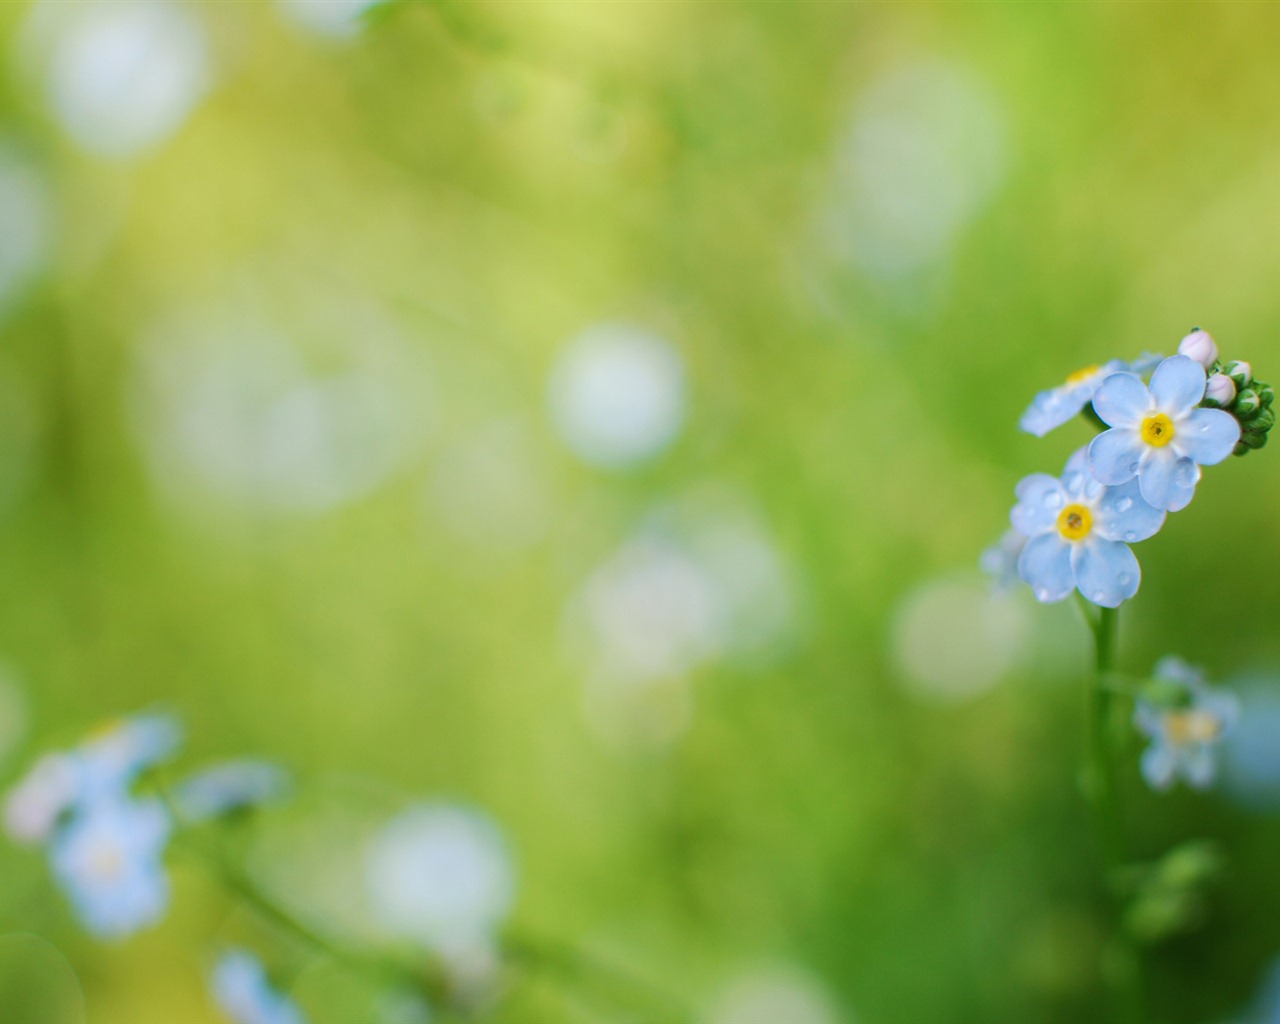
[1056,503,1093,542]
[1162,709,1222,746]
[1140,412,1175,447]
[1065,364,1100,386]
[88,842,125,882]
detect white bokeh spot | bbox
[891,576,1029,703]
[548,324,686,469]
[32,0,212,158]
[366,804,515,955]
[277,0,385,39]
[823,59,1006,282]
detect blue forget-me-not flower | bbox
[979,529,1027,595]
[72,713,182,801]
[1011,448,1165,607]
[1134,656,1238,791]
[176,760,288,822]
[1020,353,1162,437]
[1088,355,1240,512]
[212,948,307,1024]
[5,712,181,938]
[50,795,172,938]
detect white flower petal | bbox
[1137,448,1199,512]
[1071,538,1139,608]
[1093,479,1165,543]
[1183,746,1216,789]
[1175,407,1240,466]
[1016,533,1073,603]
[1149,355,1206,416]
[1088,428,1145,485]
[1141,743,1177,791]
[1011,473,1066,536]
[1019,385,1086,437]
[1092,372,1150,428]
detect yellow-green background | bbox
[1,2,1280,1022]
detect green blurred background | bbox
[1,1,1280,1021]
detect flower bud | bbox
[1178,328,1218,369]
[1239,429,1268,450]
[1225,360,1253,390]
[1235,388,1262,418]
[1203,373,1236,407]
[1251,406,1276,432]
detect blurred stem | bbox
[505,930,694,1024]
[154,776,446,1001]
[158,780,689,1017]
[1080,600,1144,1023]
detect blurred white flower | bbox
[821,59,1006,283]
[708,965,845,1024]
[569,490,801,750]
[548,324,686,469]
[578,537,726,683]
[277,0,385,39]
[131,301,430,520]
[569,489,800,692]
[4,753,77,845]
[25,0,212,158]
[891,576,1030,702]
[365,804,515,956]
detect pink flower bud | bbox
[1177,328,1218,370]
[1204,373,1236,407]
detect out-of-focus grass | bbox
[0,2,1279,1022]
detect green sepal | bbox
[1234,389,1262,418]
[1225,360,1254,390]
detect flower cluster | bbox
[212,949,306,1024]
[1005,329,1265,606]
[1133,656,1238,792]
[4,714,180,937]
[4,714,293,942]
[3,709,527,1023]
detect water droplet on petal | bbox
[1093,591,1107,603]
[1034,587,1052,602]
[1123,530,1137,542]
[1127,460,1140,474]
[1118,573,1133,587]
[1115,497,1133,513]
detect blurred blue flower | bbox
[71,713,183,806]
[979,529,1026,595]
[50,796,171,938]
[212,949,306,1024]
[176,760,288,821]
[6,713,182,841]
[4,752,79,844]
[1019,353,1161,437]
[1088,355,1240,512]
[1241,955,1280,1024]
[1134,656,1238,791]
[1010,448,1164,607]
[1220,675,1280,812]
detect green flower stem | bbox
[156,781,691,1018]
[172,828,446,998]
[505,930,694,1024]
[1079,599,1145,1023]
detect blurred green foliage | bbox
[0,2,1280,1022]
